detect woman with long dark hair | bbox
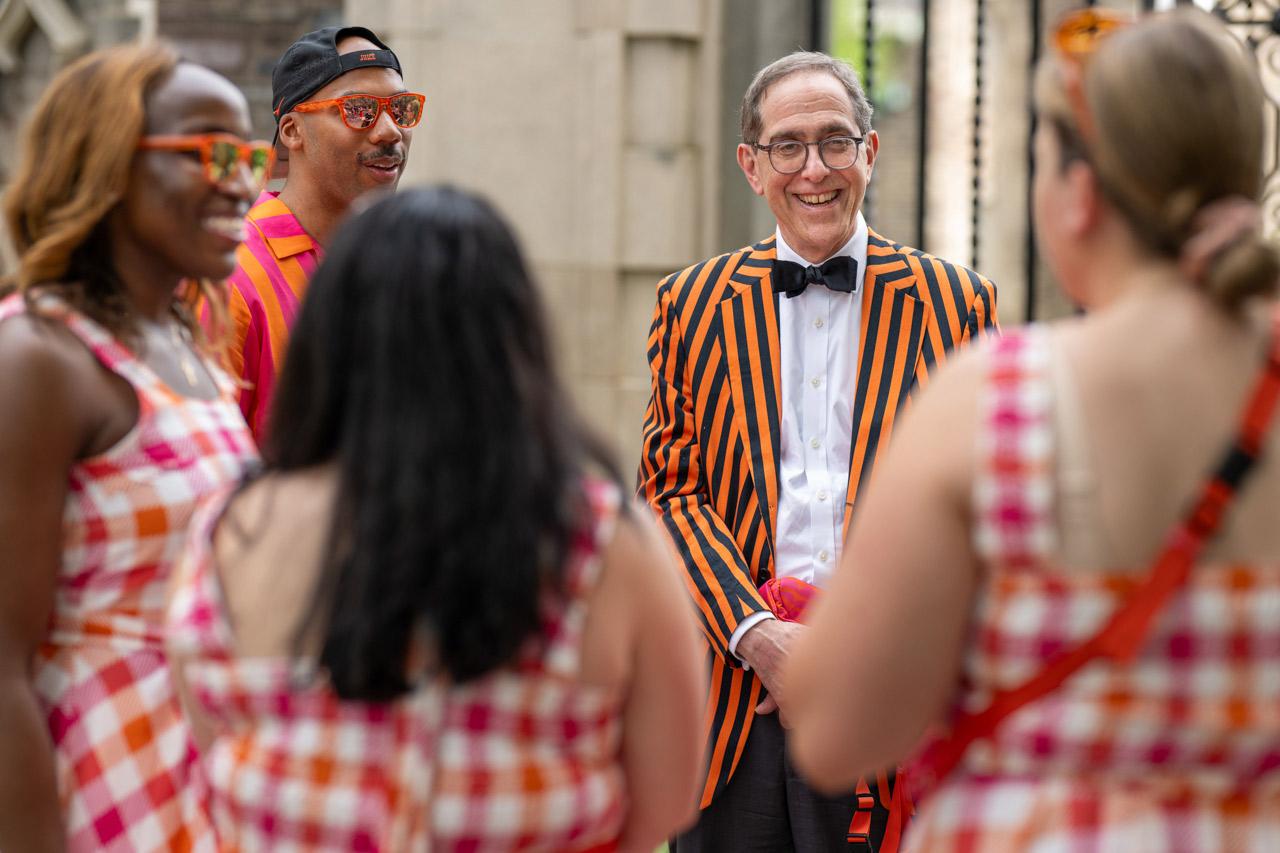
[167,186,704,851]
[0,44,265,850]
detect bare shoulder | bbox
[596,505,673,594]
[213,467,338,657]
[0,310,95,431]
[0,308,84,374]
[215,466,337,564]
[579,505,680,689]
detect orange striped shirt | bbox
[213,191,322,440]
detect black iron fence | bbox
[818,0,1280,321]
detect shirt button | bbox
[810,377,822,388]
[817,490,828,502]
[809,437,820,449]
[818,550,830,562]
[814,316,825,329]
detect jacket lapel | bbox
[842,230,932,537]
[718,237,782,563]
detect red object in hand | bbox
[758,575,820,623]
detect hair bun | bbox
[1178,196,1279,310]
[1202,231,1280,311]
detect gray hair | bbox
[740,51,873,144]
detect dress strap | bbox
[913,308,1280,795]
[542,478,622,678]
[1049,338,1109,569]
[973,325,1057,570]
[2,291,237,405]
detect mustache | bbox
[357,146,404,166]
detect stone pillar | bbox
[922,0,976,271]
[976,0,1032,324]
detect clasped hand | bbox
[736,618,806,728]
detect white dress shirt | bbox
[729,213,869,660]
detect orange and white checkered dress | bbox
[905,326,1280,852]
[167,478,627,852]
[0,293,258,851]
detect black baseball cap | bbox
[271,26,402,130]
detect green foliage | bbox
[829,0,921,114]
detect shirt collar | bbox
[774,211,868,290]
[246,190,321,260]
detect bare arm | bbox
[787,347,987,793]
[600,511,705,852]
[0,317,100,852]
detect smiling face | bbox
[737,70,878,263]
[112,62,256,285]
[280,35,414,214]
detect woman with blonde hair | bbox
[0,43,267,849]
[789,8,1280,850]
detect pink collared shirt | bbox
[211,190,323,441]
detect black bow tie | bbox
[771,255,858,299]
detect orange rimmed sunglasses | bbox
[138,133,275,189]
[292,92,425,130]
[1052,8,1133,143]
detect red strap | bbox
[879,769,912,853]
[845,776,876,845]
[915,314,1280,794]
[843,769,913,851]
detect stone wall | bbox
[344,0,811,469]
[0,0,148,271]
[157,0,342,143]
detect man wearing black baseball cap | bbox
[213,25,423,440]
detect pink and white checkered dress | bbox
[905,326,1280,852]
[167,478,627,852]
[0,293,258,851]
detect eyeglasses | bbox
[1052,8,1132,143]
[292,92,426,130]
[753,136,864,174]
[138,133,274,189]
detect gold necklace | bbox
[168,321,201,388]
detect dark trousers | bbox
[671,712,887,852]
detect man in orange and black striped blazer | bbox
[638,52,998,851]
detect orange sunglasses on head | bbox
[1052,8,1133,143]
[138,133,275,189]
[292,92,426,130]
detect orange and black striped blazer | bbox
[637,230,998,808]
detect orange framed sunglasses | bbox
[1052,8,1133,143]
[138,133,275,189]
[292,92,425,130]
